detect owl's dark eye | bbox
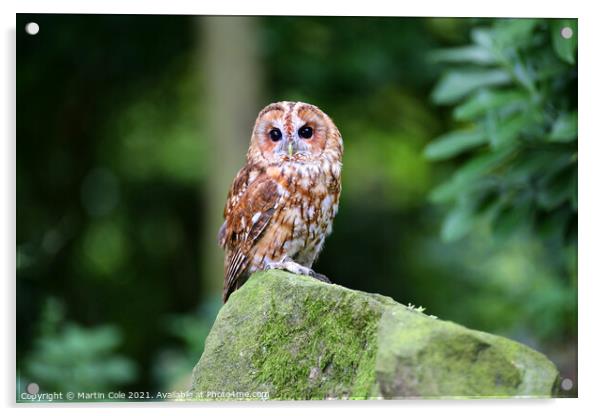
[298,125,313,139]
[268,128,283,142]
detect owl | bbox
[218,101,343,302]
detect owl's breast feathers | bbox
[220,160,341,301]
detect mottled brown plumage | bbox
[219,101,343,302]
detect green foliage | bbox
[408,229,577,343]
[17,14,203,395]
[22,298,137,397]
[340,90,438,209]
[426,19,577,246]
[152,298,221,391]
[111,64,205,184]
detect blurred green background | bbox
[16,15,577,399]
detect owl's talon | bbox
[308,270,332,284]
[266,259,310,275]
[265,259,330,284]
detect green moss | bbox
[376,305,558,398]
[246,272,382,399]
[191,270,559,400]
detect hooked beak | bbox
[280,137,298,157]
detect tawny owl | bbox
[218,101,343,302]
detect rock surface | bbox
[191,270,559,399]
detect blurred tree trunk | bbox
[198,17,263,295]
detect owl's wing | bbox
[222,172,281,301]
[218,164,260,248]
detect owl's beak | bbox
[281,137,298,157]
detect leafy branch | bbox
[425,19,577,246]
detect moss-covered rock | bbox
[191,270,559,400]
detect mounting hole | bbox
[25,22,39,35]
[26,382,40,394]
[561,378,573,391]
[561,26,573,39]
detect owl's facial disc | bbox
[252,101,337,164]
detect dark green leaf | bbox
[549,111,577,142]
[424,128,486,160]
[537,166,577,210]
[511,57,537,94]
[430,46,496,65]
[507,149,573,186]
[493,19,540,49]
[471,27,494,49]
[430,147,515,203]
[485,112,534,149]
[432,69,512,104]
[441,203,475,242]
[534,207,573,242]
[491,200,533,240]
[453,89,528,121]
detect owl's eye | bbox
[268,128,283,142]
[298,125,313,139]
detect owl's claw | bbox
[266,259,311,275]
[266,259,331,284]
[308,270,331,283]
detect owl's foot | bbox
[266,258,331,284]
[308,271,331,283]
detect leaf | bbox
[534,206,573,242]
[551,19,577,64]
[491,200,533,240]
[432,69,512,104]
[430,147,515,203]
[493,19,540,49]
[430,45,496,65]
[507,148,573,185]
[536,166,577,210]
[511,56,537,94]
[471,27,494,49]
[441,203,475,242]
[549,111,577,142]
[453,89,528,121]
[424,128,486,160]
[484,112,535,149]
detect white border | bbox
[6,0,582,17]
[3,1,599,415]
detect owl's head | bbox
[247,101,343,166]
